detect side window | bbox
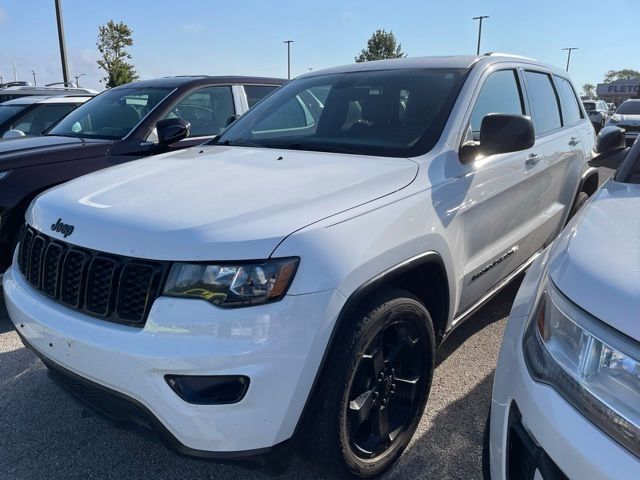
[468,70,524,140]
[523,71,562,135]
[554,76,582,125]
[164,86,235,137]
[244,85,279,108]
[252,95,314,134]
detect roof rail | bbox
[483,52,536,61]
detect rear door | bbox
[520,70,584,242]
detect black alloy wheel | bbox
[345,320,426,459]
[304,287,435,478]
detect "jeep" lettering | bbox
[50,219,75,238]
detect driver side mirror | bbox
[156,118,190,145]
[460,114,535,163]
[592,126,627,162]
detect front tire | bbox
[305,287,435,477]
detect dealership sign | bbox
[596,81,640,96]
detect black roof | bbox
[112,76,287,90]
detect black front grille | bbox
[17,225,168,326]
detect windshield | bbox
[216,68,468,157]
[583,102,596,111]
[48,87,173,140]
[0,104,28,124]
[616,101,640,115]
[1,103,79,135]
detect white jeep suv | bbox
[4,55,598,477]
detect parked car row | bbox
[1,54,636,478]
[0,82,96,103]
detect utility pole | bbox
[562,47,578,72]
[283,40,294,80]
[32,70,37,86]
[74,73,85,87]
[13,61,17,81]
[54,0,70,84]
[472,16,489,55]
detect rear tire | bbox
[304,287,435,478]
[568,191,589,222]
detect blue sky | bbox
[0,0,638,91]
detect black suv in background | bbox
[0,75,285,270]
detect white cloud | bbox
[181,23,204,32]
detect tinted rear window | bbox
[244,85,279,108]
[524,71,562,135]
[554,76,582,125]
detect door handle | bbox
[569,136,581,146]
[525,153,542,167]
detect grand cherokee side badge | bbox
[51,218,75,238]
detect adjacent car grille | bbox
[17,225,168,326]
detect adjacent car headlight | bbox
[523,279,640,457]
[0,170,12,180]
[163,257,299,307]
[608,115,620,124]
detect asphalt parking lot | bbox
[0,164,615,480]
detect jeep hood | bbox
[0,135,111,170]
[28,145,418,261]
[548,181,640,340]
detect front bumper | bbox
[4,264,346,455]
[488,276,640,479]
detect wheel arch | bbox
[292,251,451,441]
[579,167,599,197]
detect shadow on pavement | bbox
[0,298,13,334]
[436,276,521,368]
[390,374,493,480]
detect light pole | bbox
[283,40,294,80]
[472,16,489,55]
[74,73,85,87]
[32,70,36,86]
[562,47,578,72]
[54,0,70,84]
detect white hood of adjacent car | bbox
[28,145,418,261]
[548,181,640,340]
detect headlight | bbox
[523,280,640,457]
[608,115,619,124]
[0,170,11,180]
[163,257,299,307]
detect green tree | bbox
[355,29,406,63]
[581,83,596,98]
[97,20,139,88]
[603,69,640,83]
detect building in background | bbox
[596,79,640,107]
